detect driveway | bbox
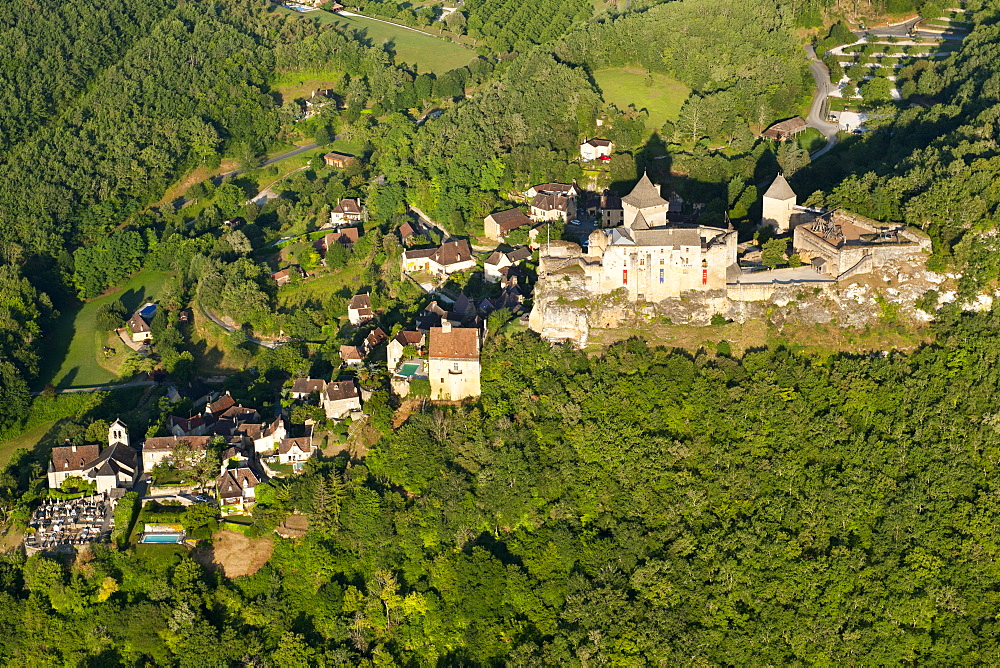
[802,44,841,159]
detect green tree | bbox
[761,237,788,269]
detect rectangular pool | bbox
[140,534,184,544]
[398,362,420,378]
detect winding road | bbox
[802,44,841,159]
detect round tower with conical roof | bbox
[761,173,797,233]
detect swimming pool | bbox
[398,362,421,378]
[140,533,184,544]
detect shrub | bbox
[711,313,728,326]
[716,340,732,356]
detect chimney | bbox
[441,320,452,334]
[71,445,77,453]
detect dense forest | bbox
[4,310,1000,662]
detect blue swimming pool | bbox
[141,534,183,544]
[398,362,420,377]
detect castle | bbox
[536,173,739,301]
[529,173,934,346]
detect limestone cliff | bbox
[529,258,972,347]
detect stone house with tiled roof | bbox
[141,435,212,472]
[127,312,152,344]
[530,192,576,222]
[401,239,475,276]
[323,379,362,419]
[217,466,261,511]
[387,330,425,372]
[348,294,375,326]
[428,321,481,401]
[289,378,326,399]
[277,437,315,465]
[339,345,364,366]
[580,138,614,161]
[484,208,534,240]
[329,198,364,227]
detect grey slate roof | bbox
[609,227,702,247]
[621,173,667,209]
[764,174,796,201]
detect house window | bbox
[639,258,644,266]
[659,268,664,284]
[453,362,460,372]
[623,269,627,285]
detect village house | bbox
[167,415,207,437]
[329,198,364,227]
[319,227,360,253]
[277,436,315,466]
[530,192,576,223]
[397,220,425,244]
[363,327,388,354]
[238,416,286,454]
[762,117,808,142]
[47,420,139,495]
[348,294,375,326]
[141,436,211,472]
[401,239,476,277]
[599,191,624,228]
[580,138,614,161]
[205,392,236,417]
[127,312,152,344]
[527,183,579,199]
[415,301,448,331]
[217,466,261,512]
[484,246,532,283]
[323,152,356,169]
[339,345,364,366]
[271,267,304,286]
[387,330,425,372]
[289,377,326,399]
[428,321,481,401]
[323,379,362,419]
[484,208,534,241]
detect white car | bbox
[569,219,581,226]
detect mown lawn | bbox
[35,270,173,390]
[273,6,474,73]
[593,67,690,132]
[798,127,826,153]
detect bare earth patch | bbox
[276,514,309,540]
[194,530,273,578]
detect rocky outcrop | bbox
[529,259,963,347]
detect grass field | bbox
[593,67,690,132]
[35,271,173,390]
[273,6,474,73]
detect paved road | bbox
[261,142,318,168]
[803,44,841,159]
[859,16,922,38]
